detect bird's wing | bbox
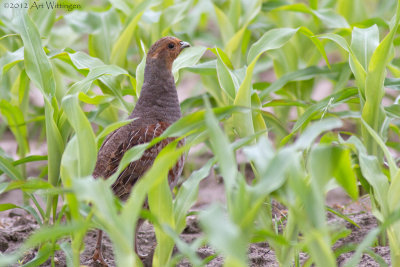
[92,125,129,179]
[110,122,171,200]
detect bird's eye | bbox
[168,43,175,49]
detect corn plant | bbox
[1,0,400,266]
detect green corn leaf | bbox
[95,119,134,146]
[199,205,248,267]
[4,178,53,192]
[306,231,337,267]
[273,3,312,14]
[110,0,157,66]
[259,63,346,100]
[244,139,292,196]
[0,156,24,181]
[135,40,146,96]
[13,9,62,190]
[109,0,133,14]
[2,155,46,172]
[313,9,349,28]
[57,51,131,112]
[247,28,298,64]
[162,106,244,138]
[160,0,193,36]
[384,78,400,90]
[0,100,29,156]
[280,88,357,146]
[247,27,329,97]
[350,26,380,71]
[326,206,360,228]
[318,33,350,52]
[121,142,190,264]
[272,4,349,28]
[148,169,175,265]
[359,152,389,218]
[388,170,400,214]
[242,0,262,26]
[0,222,87,267]
[337,0,367,23]
[209,47,234,69]
[260,110,288,136]
[349,25,379,102]
[367,4,400,90]
[360,119,398,178]
[205,99,238,195]
[343,228,381,267]
[310,0,318,9]
[43,98,64,187]
[21,242,53,267]
[61,94,97,177]
[318,33,366,97]
[162,225,204,266]
[10,70,30,112]
[174,159,215,232]
[215,54,236,101]
[78,92,114,105]
[298,27,330,68]
[88,9,121,64]
[72,177,120,228]
[71,176,138,266]
[385,104,400,118]
[294,118,343,150]
[186,60,217,75]
[361,1,400,157]
[0,48,24,77]
[225,23,248,60]
[291,88,358,134]
[13,9,56,100]
[66,64,128,95]
[30,1,56,37]
[228,0,241,30]
[310,146,358,199]
[63,11,102,34]
[232,58,258,137]
[59,242,73,267]
[214,4,234,44]
[263,99,308,108]
[0,203,20,211]
[173,46,207,81]
[288,161,336,267]
[251,93,268,135]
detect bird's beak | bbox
[179,41,190,50]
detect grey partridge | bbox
[92,36,190,265]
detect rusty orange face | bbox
[147,36,190,69]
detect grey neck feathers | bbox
[130,58,182,125]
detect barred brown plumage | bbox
[107,121,184,201]
[91,37,190,266]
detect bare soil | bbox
[0,180,391,267]
[0,132,392,266]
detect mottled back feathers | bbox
[93,37,190,200]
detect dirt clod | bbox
[183,216,201,234]
[0,235,9,252]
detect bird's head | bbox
[147,36,190,70]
